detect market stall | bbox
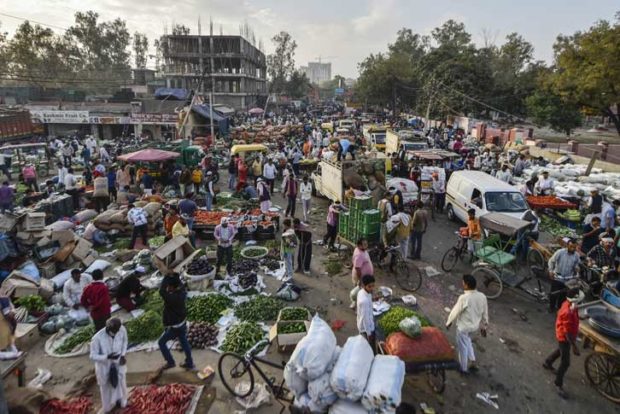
[526,195,577,210]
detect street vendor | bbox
[172,214,193,245]
[534,171,554,195]
[257,177,271,213]
[164,206,180,240]
[115,267,146,312]
[178,192,197,230]
[214,217,237,278]
[63,269,93,320]
[83,221,109,246]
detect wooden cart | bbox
[579,301,620,404]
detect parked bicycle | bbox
[441,232,472,272]
[218,339,292,413]
[369,244,423,292]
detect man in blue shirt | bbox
[141,171,154,196]
[107,166,117,202]
[178,193,197,230]
[337,138,355,161]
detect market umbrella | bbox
[117,148,180,162]
[248,107,264,115]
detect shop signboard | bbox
[30,110,89,124]
[130,113,178,125]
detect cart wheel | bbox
[585,352,620,403]
[471,267,503,299]
[427,367,446,393]
[527,249,546,273]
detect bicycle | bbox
[370,244,423,292]
[441,232,472,272]
[218,339,292,413]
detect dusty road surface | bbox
[5,178,619,414]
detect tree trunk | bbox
[603,107,620,137]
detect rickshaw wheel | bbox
[427,367,446,393]
[585,352,620,403]
[526,249,546,274]
[471,267,503,299]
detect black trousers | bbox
[266,178,275,194]
[66,188,80,210]
[323,224,337,247]
[285,195,297,217]
[94,196,108,213]
[549,279,567,311]
[297,242,312,272]
[545,341,571,387]
[130,224,148,248]
[216,245,233,275]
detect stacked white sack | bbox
[361,355,405,413]
[329,335,374,401]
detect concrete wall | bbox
[528,146,620,173]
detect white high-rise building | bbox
[301,62,332,85]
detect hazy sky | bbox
[1,0,618,78]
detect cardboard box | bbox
[71,237,93,261]
[23,212,45,231]
[0,277,38,298]
[0,212,22,232]
[38,260,57,279]
[81,254,96,267]
[14,323,39,351]
[38,278,54,300]
[51,230,75,246]
[269,320,311,349]
[153,236,195,275]
[53,240,76,262]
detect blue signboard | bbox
[335,88,344,95]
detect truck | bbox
[0,109,33,142]
[310,156,386,202]
[385,129,428,155]
[362,124,387,151]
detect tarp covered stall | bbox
[117,149,180,162]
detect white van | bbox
[446,171,530,223]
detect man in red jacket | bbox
[543,287,584,399]
[81,269,111,331]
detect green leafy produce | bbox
[234,296,283,322]
[242,247,267,258]
[540,216,576,238]
[378,306,431,336]
[278,321,306,334]
[140,290,164,315]
[279,307,309,321]
[187,294,233,324]
[55,325,96,354]
[112,238,131,250]
[325,260,342,276]
[221,322,266,354]
[148,235,166,249]
[15,295,46,312]
[126,310,164,343]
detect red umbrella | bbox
[248,107,264,115]
[117,148,180,162]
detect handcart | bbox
[375,308,459,393]
[578,290,620,404]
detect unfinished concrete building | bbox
[161,34,267,110]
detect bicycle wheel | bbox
[471,267,503,299]
[441,247,460,272]
[218,353,255,398]
[395,258,423,292]
[526,249,546,272]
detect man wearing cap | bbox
[115,268,145,312]
[547,239,581,312]
[178,193,197,230]
[205,171,215,211]
[388,186,404,211]
[172,214,194,245]
[214,217,237,277]
[535,171,554,195]
[543,287,583,399]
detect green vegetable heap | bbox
[125,310,164,343]
[278,321,306,334]
[378,306,431,336]
[55,325,96,354]
[187,294,233,324]
[221,321,266,354]
[279,307,309,321]
[16,295,46,313]
[234,296,283,322]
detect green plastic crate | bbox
[350,196,373,213]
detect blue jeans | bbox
[158,323,194,367]
[409,230,423,259]
[206,193,213,211]
[228,173,237,190]
[283,252,294,280]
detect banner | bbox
[130,113,178,124]
[30,110,89,124]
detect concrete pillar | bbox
[567,140,579,153]
[598,141,609,161]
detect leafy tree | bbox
[133,32,149,69]
[547,14,620,135]
[526,89,582,136]
[266,31,297,94]
[286,70,311,98]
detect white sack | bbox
[85,259,111,274]
[361,355,405,412]
[287,315,337,381]
[284,363,307,400]
[329,335,373,401]
[328,399,368,414]
[308,372,338,408]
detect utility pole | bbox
[209,92,215,140]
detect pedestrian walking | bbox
[214,217,237,277]
[378,192,393,246]
[22,164,38,192]
[350,237,374,308]
[93,174,109,213]
[257,177,271,213]
[281,219,298,281]
[547,239,581,312]
[227,155,238,190]
[323,200,346,251]
[205,171,215,211]
[446,274,489,375]
[283,169,298,217]
[294,218,312,275]
[90,318,128,413]
[127,203,149,249]
[81,269,111,331]
[357,274,376,352]
[107,165,117,202]
[61,145,73,167]
[262,159,276,193]
[409,201,428,259]
[543,287,583,398]
[158,274,195,370]
[0,182,14,213]
[299,175,312,221]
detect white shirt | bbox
[127,207,148,226]
[356,288,375,334]
[64,173,77,190]
[535,177,554,193]
[99,147,110,159]
[300,182,312,201]
[58,167,67,184]
[496,170,512,183]
[322,137,330,147]
[63,274,92,307]
[431,179,445,193]
[263,163,276,180]
[446,290,489,333]
[90,326,128,412]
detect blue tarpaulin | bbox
[191,104,230,135]
[154,88,189,100]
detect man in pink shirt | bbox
[350,237,374,308]
[22,164,38,192]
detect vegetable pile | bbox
[55,325,96,354]
[279,307,309,321]
[140,290,164,315]
[240,246,268,259]
[540,215,576,238]
[186,256,213,276]
[221,321,266,354]
[40,396,92,414]
[238,272,258,289]
[187,294,233,324]
[378,306,431,336]
[125,310,164,344]
[232,259,257,274]
[187,322,219,349]
[121,383,196,414]
[16,295,46,312]
[259,256,281,271]
[234,295,283,322]
[526,195,577,210]
[278,321,306,334]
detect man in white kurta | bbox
[90,318,128,413]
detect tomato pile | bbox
[40,397,92,414]
[527,195,576,209]
[121,383,196,413]
[193,209,279,226]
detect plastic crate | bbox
[350,196,373,213]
